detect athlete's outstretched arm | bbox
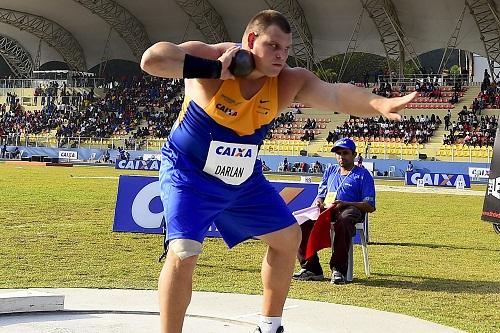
[293,68,416,121]
[140,41,238,79]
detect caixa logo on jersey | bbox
[405,172,471,188]
[216,145,253,158]
[115,159,160,171]
[487,177,500,200]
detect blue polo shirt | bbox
[317,165,376,208]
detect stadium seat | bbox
[346,214,370,282]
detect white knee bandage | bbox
[169,239,203,260]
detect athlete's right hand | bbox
[218,46,240,80]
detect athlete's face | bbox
[248,24,292,77]
[334,148,356,170]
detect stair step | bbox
[0,290,64,314]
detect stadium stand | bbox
[1,75,499,163]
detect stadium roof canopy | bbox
[1,0,500,76]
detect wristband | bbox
[183,53,222,79]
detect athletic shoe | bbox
[331,270,346,284]
[292,268,324,281]
[253,326,284,333]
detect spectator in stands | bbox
[336,113,439,144]
[445,105,498,146]
[12,147,20,159]
[444,112,451,131]
[406,160,414,173]
[483,69,491,90]
[311,160,323,173]
[118,147,129,160]
[363,73,369,88]
[282,157,290,172]
[356,154,363,168]
[449,91,459,104]
[300,129,314,141]
[103,149,110,163]
[303,118,312,129]
[262,160,271,172]
[326,131,334,144]
[293,138,375,284]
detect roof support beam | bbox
[361,0,421,76]
[0,34,34,78]
[264,0,318,70]
[174,0,230,43]
[466,0,500,78]
[73,0,151,62]
[339,7,365,81]
[0,8,86,71]
[438,5,467,74]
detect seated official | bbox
[293,138,376,284]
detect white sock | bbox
[258,315,282,333]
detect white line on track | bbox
[70,176,119,179]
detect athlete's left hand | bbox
[373,91,417,121]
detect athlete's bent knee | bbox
[169,239,203,260]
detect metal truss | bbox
[174,0,230,43]
[73,0,151,62]
[361,0,421,76]
[99,27,113,77]
[438,4,467,74]
[0,8,86,71]
[34,38,42,71]
[339,7,365,81]
[0,34,34,78]
[265,0,318,71]
[466,0,500,78]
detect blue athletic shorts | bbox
[159,150,296,248]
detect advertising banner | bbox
[405,172,471,188]
[468,167,490,179]
[113,176,320,234]
[115,159,161,171]
[113,176,367,243]
[143,153,161,161]
[58,150,78,160]
[482,127,500,225]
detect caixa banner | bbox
[405,172,471,188]
[113,176,319,237]
[115,159,161,171]
[482,127,500,225]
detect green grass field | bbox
[0,162,498,333]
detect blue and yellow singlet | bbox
[164,76,279,176]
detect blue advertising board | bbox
[115,159,161,171]
[112,175,365,243]
[405,172,471,188]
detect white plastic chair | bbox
[346,214,370,282]
[388,165,396,177]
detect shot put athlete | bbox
[140,9,416,333]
